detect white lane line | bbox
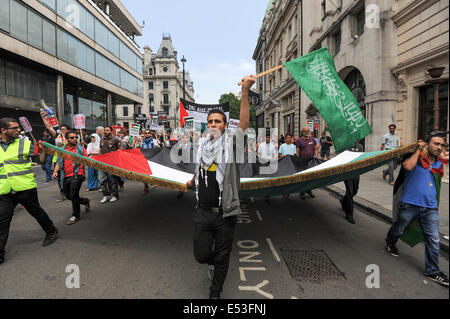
[255,210,262,222]
[266,238,281,263]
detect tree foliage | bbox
[219,93,256,129]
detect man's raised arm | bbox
[239,76,256,131]
[40,110,57,137]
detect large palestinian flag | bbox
[42,142,417,197]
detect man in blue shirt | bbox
[278,133,297,158]
[141,130,156,149]
[385,132,449,287]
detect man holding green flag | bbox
[284,48,372,152]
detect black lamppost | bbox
[181,55,187,100]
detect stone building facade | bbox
[302,0,399,152]
[253,0,302,137]
[391,0,449,181]
[142,34,194,130]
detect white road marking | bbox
[266,238,281,263]
[255,210,262,222]
[250,197,255,203]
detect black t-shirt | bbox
[320,136,332,151]
[198,167,220,207]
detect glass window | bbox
[0,0,9,32]
[163,81,168,89]
[92,100,106,127]
[67,35,77,66]
[137,106,142,114]
[78,97,92,128]
[356,9,365,36]
[84,10,94,39]
[334,29,341,55]
[0,58,5,95]
[75,38,87,70]
[10,0,28,43]
[57,0,68,17]
[123,106,128,116]
[137,80,143,98]
[5,61,23,97]
[57,28,69,62]
[95,19,108,51]
[22,66,34,100]
[96,53,120,86]
[28,11,43,50]
[43,20,56,56]
[163,94,169,104]
[86,46,95,74]
[39,0,56,11]
[108,31,119,56]
[148,68,153,75]
[64,93,74,127]
[149,81,153,90]
[120,69,137,94]
[162,48,168,57]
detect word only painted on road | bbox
[236,201,274,299]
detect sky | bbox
[121,0,269,104]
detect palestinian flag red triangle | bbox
[179,99,189,128]
[93,148,152,176]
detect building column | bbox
[106,93,112,125]
[56,75,64,124]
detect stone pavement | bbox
[325,165,449,253]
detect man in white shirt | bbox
[258,135,277,164]
[258,134,277,202]
[381,124,401,185]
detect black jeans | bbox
[193,207,237,295]
[0,188,56,258]
[63,176,89,218]
[101,173,119,198]
[340,176,360,217]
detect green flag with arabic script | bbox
[284,48,372,152]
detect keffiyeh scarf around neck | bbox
[195,132,229,206]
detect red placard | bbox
[19,117,33,132]
[74,114,86,130]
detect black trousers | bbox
[340,176,360,217]
[63,176,89,218]
[0,188,56,258]
[101,173,119,198]
[193,207,237,294]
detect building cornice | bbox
[391,44,449,74]
[391,0,440,27]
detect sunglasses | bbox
[7,126,21,130]
[68,136,78,139]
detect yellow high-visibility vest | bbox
[0,138,37,195]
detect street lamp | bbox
[181,55,187,100]
[425,66,445,131]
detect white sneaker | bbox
[109,196,118,203]
[100,196,111,204]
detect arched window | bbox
[162,47,168,57]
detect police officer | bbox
[0,118,58,265]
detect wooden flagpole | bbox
[238,64,284,86]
